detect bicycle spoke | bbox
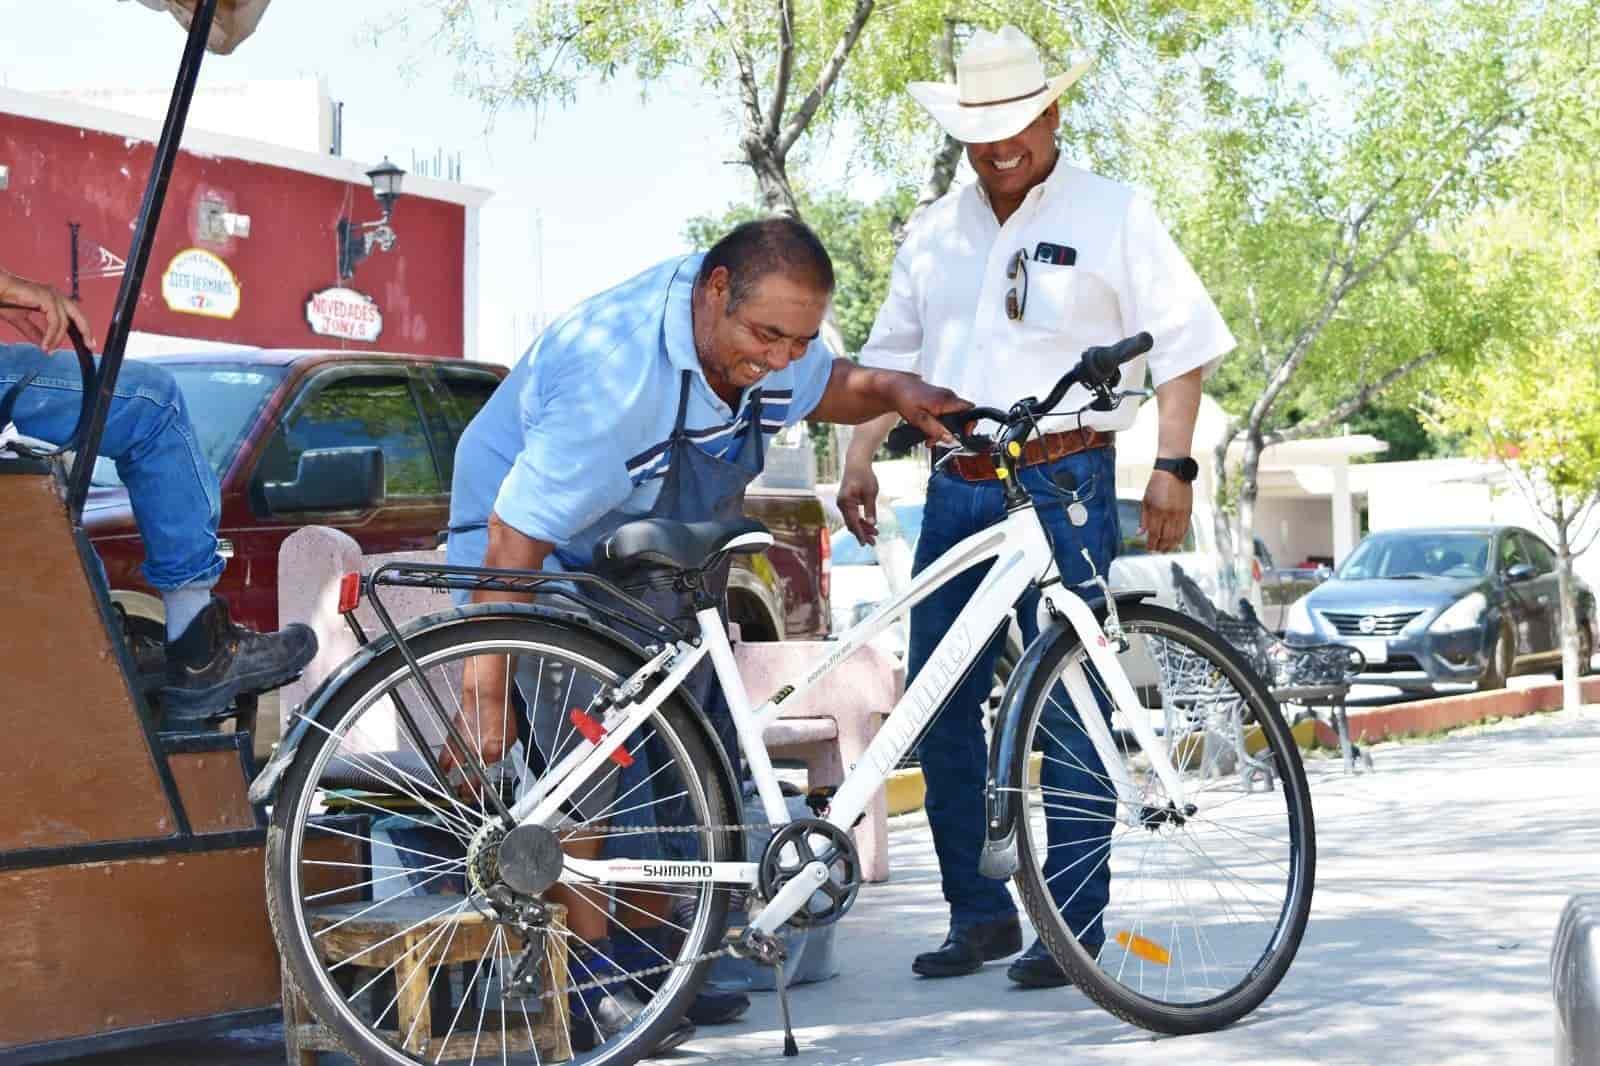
[278,625,739,1066]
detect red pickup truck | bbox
[86,350,830,665]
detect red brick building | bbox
[0,86,489,357]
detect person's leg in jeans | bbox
[907,470,1022,976]
[1006,447,1122,986]
[0,343,315,718]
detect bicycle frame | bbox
[509,493,1193,935]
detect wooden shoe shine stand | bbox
[0,457,361,1062]
[284,898,573,1064]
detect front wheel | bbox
[1008,602,1315,1035]
[1481,622,1513,690]
[266,615,737,1066]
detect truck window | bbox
[426,367,502,482]
[437,369,500,434]
[256,373,442,497]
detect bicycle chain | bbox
[515,818,782,1004]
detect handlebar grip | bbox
[1081,331,1153,385]
[884,422,927,457]
[883,409,1000,457]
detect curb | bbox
[879,681,1588,817]
[1314,676,1600,749]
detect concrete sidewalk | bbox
[55,706,1600,1065]
[684,706,1600,1066]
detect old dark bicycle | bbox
[252,334,1317,1065]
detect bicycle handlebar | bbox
[883,331,1154,458]
[1035,331,1152,417]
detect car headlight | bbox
[1432,592,1487,633]
[1285,596,1317,637]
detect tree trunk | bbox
[1231,432,1265,610]
[747,143,801,217]
[1555,505,1583,713]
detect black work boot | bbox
[161,597,317,722]
[912,915,1023,978]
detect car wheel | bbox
[1481,622,1513,690]
[1557,622,1594,679]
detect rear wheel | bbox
[1009,602,1315,1035]
[267,616,736,1066]
[1481,623,1513,690]
[1554,623,1593,679]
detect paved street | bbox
[61,706,1600,1065]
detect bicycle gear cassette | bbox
[757,818,861,927]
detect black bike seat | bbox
[597,517,772,574]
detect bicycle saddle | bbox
[597,516,773,574]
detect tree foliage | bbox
[1421,120,1600,708]
[373,0,1266,211]
[1169,0,1599,597]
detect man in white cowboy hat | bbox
[837,25,1234,986]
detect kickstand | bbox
[771,954,799,1057]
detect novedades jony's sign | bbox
[305,286,383,342]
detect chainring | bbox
[756,817,862,928]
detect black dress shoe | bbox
[1006,937,1102,988]
[912,915,1023,978]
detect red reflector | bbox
[337,572,362,614]
[569,709,634,767]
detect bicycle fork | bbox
[981,588,1192,879]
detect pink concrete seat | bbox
[278,526,898,882]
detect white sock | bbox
[163,585,213,642]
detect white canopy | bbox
[126,0,272,54]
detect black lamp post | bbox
[337,157,406,280]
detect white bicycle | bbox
[255,332,1315,1065]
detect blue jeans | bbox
[909,447,1120,939]
[1,344,223,591]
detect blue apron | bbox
[505,361,764,858]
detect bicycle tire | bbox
[1009,601,1315,1034]
[266,615,737,1066]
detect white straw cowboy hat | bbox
[907,26,1091,144]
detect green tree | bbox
[1424,164,1600,711]
[374,1,1264,222]
[1177,0,1594,600]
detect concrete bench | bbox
[278,525,898,881]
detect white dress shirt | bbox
[859,159,1234,433]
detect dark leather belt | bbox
[939,427,1113,481]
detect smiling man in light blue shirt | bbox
[447,252,827,575]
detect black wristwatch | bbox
[1153,456,1199,483]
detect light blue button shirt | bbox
[447,254,834,569]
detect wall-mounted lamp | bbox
[336,157,406,279]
